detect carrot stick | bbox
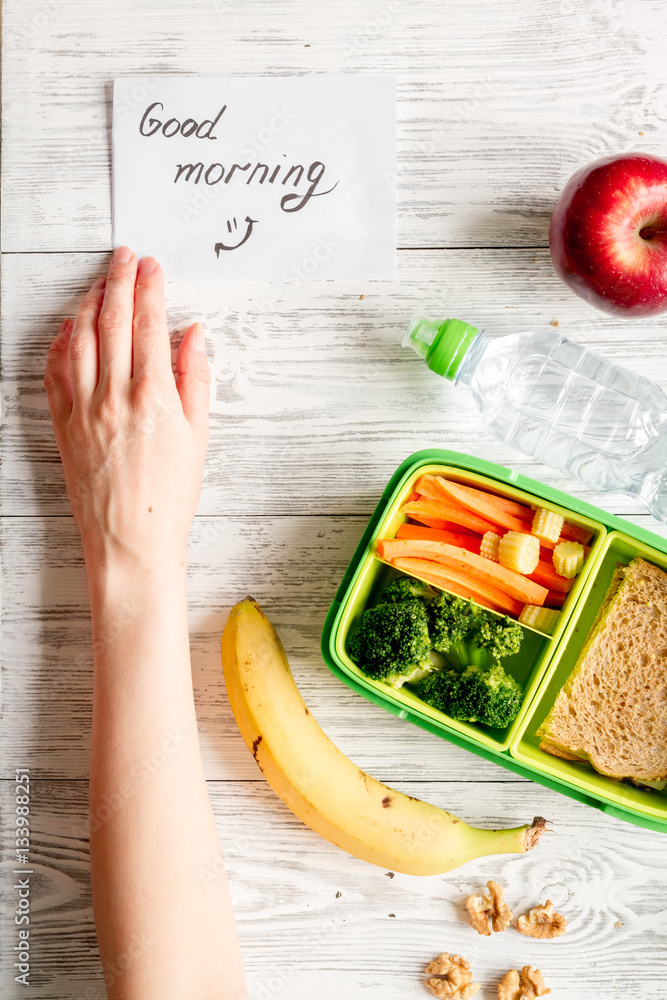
[415,474,535,524]
[418,473,593,546]
[440,479,534,522]
[407,516,479,536]
[405,514,471,533]
[544,590,567,608]
[377,538,548,606]
[413,514,480,538]
[413,475,463,506]
[434,477,533,534]
[403,499,500,536]
[527,559,575,594]
[560,522,593,545]
[396,523,482,552]
[536,536,556,552]
[432,477,566,550]
[390,557,524,617]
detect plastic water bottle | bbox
[403,316,667,521]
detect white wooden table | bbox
[2,2,667,997]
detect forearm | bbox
[44,251,246,996]
[87,550,247,1000]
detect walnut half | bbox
[425,953,481,999]
[497,966,550,1000]
[465,880,512,935]
[517,900,567,939]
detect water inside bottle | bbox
[461,330,667,503]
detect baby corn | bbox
[498,531,540,575]
[519,605,560,635]
[480,531,501,562]
[553,540,584,579]
[531,507,564,545]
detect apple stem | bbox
[640,225,667,240]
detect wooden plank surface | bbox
[3,1,667,998]
[3,511,534,782]
[2,778,667,1000]
[3,0,667,252]
[5,249,667,526]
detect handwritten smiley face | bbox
[214,216,258,255]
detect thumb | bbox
[175,323,211,435]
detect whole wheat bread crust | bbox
[538,557,667,781]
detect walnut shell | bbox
[425,953,481,999]
[517,900,567,939]
[497,966,550,1000]
[465,880,512,935]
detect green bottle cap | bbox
[403,317,480,380]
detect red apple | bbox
[549,152,667,316]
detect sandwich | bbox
[538,557,667,784]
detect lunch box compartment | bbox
[334,552,550,753]
[511,530,667,826]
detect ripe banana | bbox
[221,598,546,875]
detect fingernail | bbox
[196,323,205,351]
[139,256,158,275]
[59,317,72,333]
[112,246,133,264]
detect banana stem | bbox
[465,815,548,862]
[523,816,548,850]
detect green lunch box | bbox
[320,449,667,834]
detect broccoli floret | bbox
[427,592,478,653]
[428,591,523,667]
[382,575,432,604]
[413,661,523,729]
[470,612,523,661]
[348,573,525,723]
[348,600,433,688]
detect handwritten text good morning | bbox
[112,77,396,282]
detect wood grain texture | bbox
[4,249,667,529]
[3,1,667,998]
[0,512,536,783]
[2,778,667,1000]
[2,0,667,252]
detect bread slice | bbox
[538,557,667,782]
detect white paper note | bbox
[112,76,396,283]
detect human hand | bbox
[44,247,211,572]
